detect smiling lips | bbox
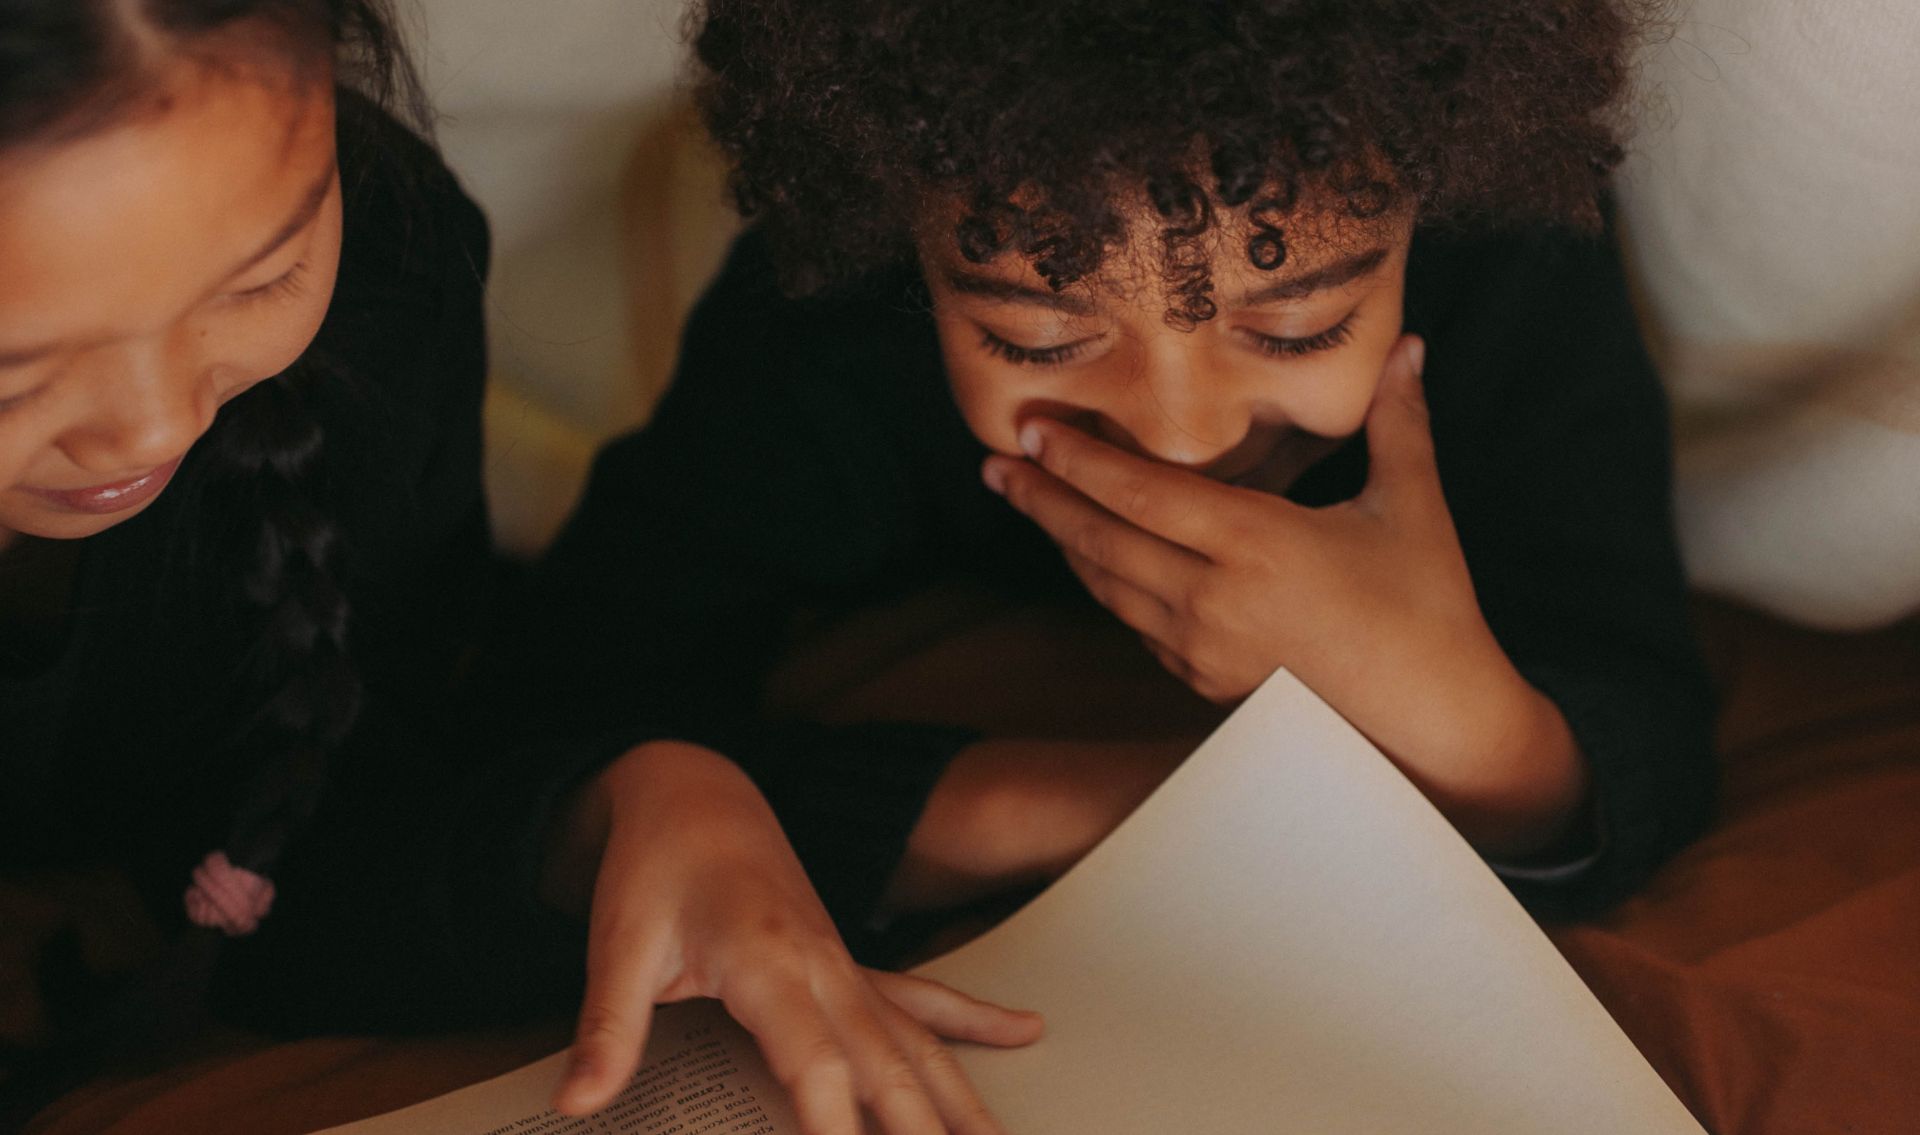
[24,456,183,514]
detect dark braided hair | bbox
[690,0,1656,326]
[0,0,426,926]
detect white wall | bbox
[402,0,737,553]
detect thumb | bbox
[555,950,666,1115]
[1361,334,1438,508]
[554,862,677,1115]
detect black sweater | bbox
[525,222,1717,925]
[0,98,588,1041]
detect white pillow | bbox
[1617,0,1920,628]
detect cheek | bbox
[0,428,45,499]
[1282,353,1387,437]
[1277,305,1403,439]
[224,209,343,391]
[934,316,1028,455]
[245,276,333,381]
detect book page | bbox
[313,1000,797,1135]
[320,669,1702,1134]
[913,669,1703,1133]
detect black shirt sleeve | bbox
[1406,220,1717,918]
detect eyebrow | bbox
[939,268,1098,317]
[1231,248,1388,307]
[939,245,1389,320]
[0,162,337,370]
[226,159,338,281]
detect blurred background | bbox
[409,0,738,556]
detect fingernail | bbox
[1406,336,1426,377]
[982,458,1009,495]
[1018,420,1046,459]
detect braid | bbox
[198,359,360,877]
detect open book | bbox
[317,670,1704,1134]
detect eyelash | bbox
[980,312,1359,370]
[979,329,1094,368]
[0,262,314,417]
[1246,312,1358,358]
[0,386,42,415]
[233,260,311,306]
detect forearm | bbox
[883,737,1191,911]
[539,740,772,919]
[1387,672,1587,859]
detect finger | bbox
[867,993,1007,1135]
[554,925,673,1115]
[986,453,1206,595]
[725,971,864,1135]
[1014,417,1247,552]
[1360,334,1441,509]
[866,970,1045,1048]
[1060,548,1176,645]
[813,975,947,1135]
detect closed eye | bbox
[229,260,311,307]
[979,327,1100,368]
[1244,312,1357,359]
[0,384,48,415]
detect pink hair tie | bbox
[184,851,276,937]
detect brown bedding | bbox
[17,599,1920,1135]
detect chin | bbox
[0,502,149,541]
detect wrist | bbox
[538,740,762,916]
[886,737,1190,910]
[1421,671,1588,859]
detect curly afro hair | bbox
[690,0,1653,325]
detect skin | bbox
[895,202,1587,877]
[0,57,343,545]
[0,33,1036,1133]
[544,741,1043,1130]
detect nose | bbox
[1090,341,1253,469]
[59,338,219,476]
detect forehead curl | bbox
[691,0,1647,324]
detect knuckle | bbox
[1075,521,1112,566]
[915,1036,965,1079]
[574,1008,629,1048]
[811,951,868,996]
[1180,576,1228,629]
[727,956,809,1009]
[788,1044,852,1092]
[868,1058,930,1108]
[1047,439,1077,482]
[1124,471,1156,521]
[1195,674,1238,706]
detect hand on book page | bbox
[543,740,1043,1132]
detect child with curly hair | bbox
[522,1,1717,1121]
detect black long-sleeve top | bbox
[523,221,1717,924]
[0,96,590,1042]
